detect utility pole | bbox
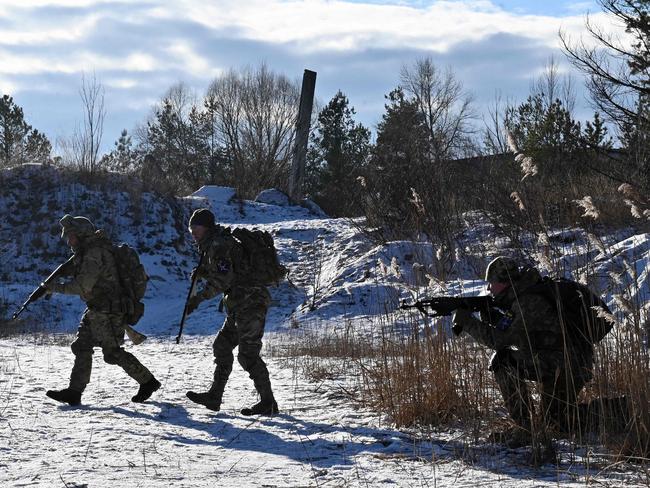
[289,69,317,201]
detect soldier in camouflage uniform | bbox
[184,208,278,416]
[45,215,161,406]
[452,257,594,446]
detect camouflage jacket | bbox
[50,230,122,310]
[194,226,265,303]
[462,267,592,358]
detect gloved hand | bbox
[186,295,202,315]
[43,281,61,295]
[451,307,473,336]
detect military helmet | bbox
[484,256,520,283]
[60,214,95,239]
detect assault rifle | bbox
[400,295,494,317]
[12,256,75,320]
[175,252,205,344]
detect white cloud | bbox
[0,77,18,94]
[104,77,139,89]
[0,0,625,80]
[166,41,216,76]
[179,0,619,53]
[122,53,158,72]
[1,0,130,7]
[0,13,100,46]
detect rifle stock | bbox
[175,252,205,344]
[400,295,494,317]
[125,324,147,345]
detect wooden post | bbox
[289,69,317,201]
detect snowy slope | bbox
[2,167,647,337]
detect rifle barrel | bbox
[175,252,205,344]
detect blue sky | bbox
[0,0,621,154]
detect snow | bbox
[1,337,644,487]
[190,186,237,206]
[255,188,291,206]
[1,176,649,486]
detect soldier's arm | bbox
[50,248,103,296]
[195,243,235,300]
[56,257,76,277]
[461,306,522,350]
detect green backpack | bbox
[229,227,287,286]
[112,243,148,325]
[526,277,613,347]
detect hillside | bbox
[1,164,648,338]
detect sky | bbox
[0,0,626,154]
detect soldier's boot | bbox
[46,388,82,406]
[186,365,229,411]
[241,380,279,416]
[131,377,161,403]
[186,391,222,411]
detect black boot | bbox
[186,364,229,411]
[241,398,279,416]
[242,372,279,416]
[46,388,81,406]
[131,377,161,403]
[186,391,222,411]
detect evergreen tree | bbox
[0,95,51,167]
[306,91,370,216]
[101,129,139,174]
[361,88,432,237]
[24,129,52,165]
[145,94,211,193]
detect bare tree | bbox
[57,73,106,172]
[205,63,300,197]
[482,91,513,155]
[531,56,577,113]
[79,72,106,173]
[399,57,475,162]
[561,0,650,190]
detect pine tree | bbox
[0,95,51,167]
[101,129,139,173]
[306,91,370,216]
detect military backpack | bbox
[526,277,613,347]
[229,227,287,286]
[112,243,148,325]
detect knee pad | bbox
[488,348,517,372]
[237,343,262,371]
[237,353,253,371]
[103,350,120,365]
[71,341,90,356]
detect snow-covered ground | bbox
[1,336,646,487]
[1,173,649,486]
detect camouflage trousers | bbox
[489,347,593,431]
[68,309,154,393]
[208,287,273,401]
